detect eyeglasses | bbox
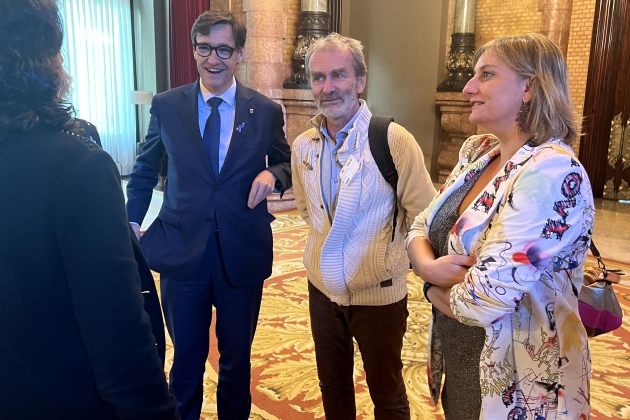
[194,43,236,59]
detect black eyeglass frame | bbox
[194,43,237,59]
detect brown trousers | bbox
[308,281,410,420]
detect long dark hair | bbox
[0,0,74,135]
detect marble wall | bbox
[236,0,290,99]
[222,0,317,146]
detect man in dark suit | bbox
[126,10,291,420]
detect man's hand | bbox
[130,223,141,241]
[247,170,276,209]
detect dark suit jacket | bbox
[126,81,291,283]
[0,127,178,419]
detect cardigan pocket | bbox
[346,235,391,291]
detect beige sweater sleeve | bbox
[387,122,436,233]
[291,135,311,227]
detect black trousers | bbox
[161,231,263,420]
[308,281,411,420]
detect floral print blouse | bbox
[408,134,595,420]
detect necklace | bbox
[61,129,96,148]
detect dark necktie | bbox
[203,97,223,175]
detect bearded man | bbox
[290,33,435,420]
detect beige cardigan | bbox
[291,102,435,306]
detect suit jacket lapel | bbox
[179,80,212,174]
[218,82,254,180]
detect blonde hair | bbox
[474,33,580,145]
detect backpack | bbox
[368,116,398,242]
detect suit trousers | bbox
[161,230,263,420]
[308,281,410,420]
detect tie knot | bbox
[208,97,223,109]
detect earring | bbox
[516,101,530,131]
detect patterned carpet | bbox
[159,210,630,419]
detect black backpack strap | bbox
[368,116,398,241]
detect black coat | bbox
[0,127,178,419]
[72,119,165,364]
[129,226,166,364]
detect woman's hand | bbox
[408,237,476,287]
[426,286,456,318]
[424,255,477,287]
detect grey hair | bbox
[305,32,367,78]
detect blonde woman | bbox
[407,34,594,419]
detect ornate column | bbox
[434,0,477,182]
[434,92,478,183]
[328,0,341,34]
[283,0,330,89]
[277,1,333,210]
[539,0,574,55]
[437,0,476,93]
[282,0,332,150]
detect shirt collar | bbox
[199,77,237,108]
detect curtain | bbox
[60,0,136,175]
[169,0,211,88]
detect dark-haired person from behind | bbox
[0,0,179,418]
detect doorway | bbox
[579,0,630,200]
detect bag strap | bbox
[589,240,602,258]
[368,116,397,241]
[589,240,623,283]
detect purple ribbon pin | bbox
[236,123,245,132]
